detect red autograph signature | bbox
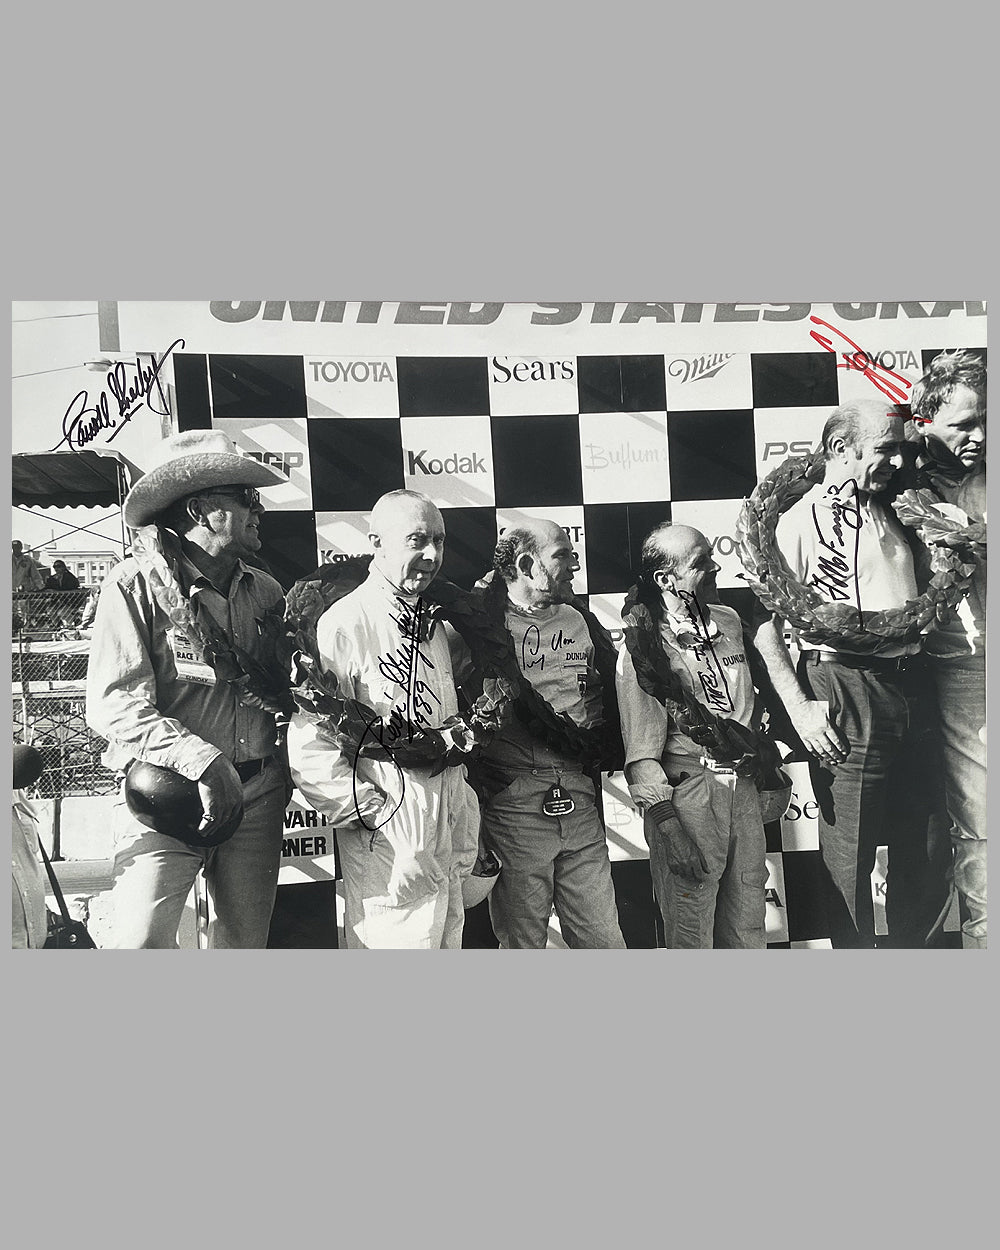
[808,315,912,405]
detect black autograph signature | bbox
[351,596,445,831]
[808,479,863,626]
[50,338,185,451]
[676,590,734,715]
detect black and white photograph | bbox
[12,300,987,951]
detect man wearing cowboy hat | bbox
[86,430,290,948]
[617,523,778,948]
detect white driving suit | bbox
[286,567,479,948]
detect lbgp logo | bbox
[245,450,303,476]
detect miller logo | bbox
[407,449,487,475]
[245,450,304,476]
[668,353,736,384]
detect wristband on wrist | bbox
[646,799,678,823]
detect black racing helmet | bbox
[124,761,243,848]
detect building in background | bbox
[38,548,120,585]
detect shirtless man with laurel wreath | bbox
[86,431,291,948]
[907,350,987,948]
[471,518,626,949]
[747,400,951,949]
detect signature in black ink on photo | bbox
[809,478,864,627]
[676,589,735,715]
[349,595,444,830]
[50,337,185,451]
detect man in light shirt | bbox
[286,490,480,949]
[753,399,948,948]
[616,524,770,948]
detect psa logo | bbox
[492,356,574,383]
[308,360,395,383]
[761,440,817,461]
[245,450,304,476]
[668,353,735,384]
[406,449,487,475]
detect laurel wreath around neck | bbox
[620,586,781,786]
[283,557,623,775]
[735,453,982,655]
[130,525,294,718]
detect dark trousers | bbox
[799,655,951,949]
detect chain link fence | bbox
[13,590,118,798]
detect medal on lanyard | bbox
[541,776,575,818]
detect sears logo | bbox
[308,360,395,383]
[668,353,735,384]
[761,439,817,461]
[245,450,304,476]
[492,356,574,383]
[783,792,819,821]
[406,449,487,475]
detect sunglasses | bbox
[206,486,262,509]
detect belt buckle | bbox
[700,755,736,776]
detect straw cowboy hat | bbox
[123,430,287,528]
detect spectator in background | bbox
[44,559,82,628]
[79,576,105,631]
[12,540,44,631]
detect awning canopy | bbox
[11,450,140,509]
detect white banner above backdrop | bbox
[106,301,987,358]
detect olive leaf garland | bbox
[736,453,979,655]
[620,586,781,786]
[284,557,623,775]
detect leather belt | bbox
[234,756,273,783]
[801,650,916,674]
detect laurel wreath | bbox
[735,453,981,655]
[131,526,294,718]
[620,587,781,786]
[282,557,515,775]
[283,557,623,775]
[477,573,624,773]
